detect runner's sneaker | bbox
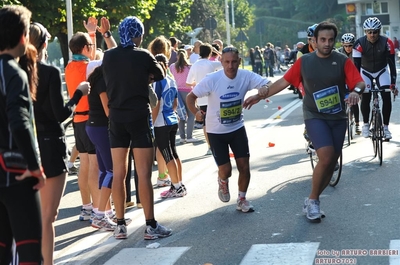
[175,185,186,197]
[181,184,187,196]
[236,198,254,213]
[218,178,230,202]
[113,224,127,239]
[302,198,325,218]
[160,185,185,198]
[355,125,361,135]
[179,138,186,144]
[108,214,132,226]
[362,124,370,138]
[157,176,171,187]
[144,223,172,240]
[186,137,200,143]
[68,165,79,175]
[79,208,92,221]
[91,216,116,231]
[384,128,392,139]
[303,198,323,223]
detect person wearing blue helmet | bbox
[102,16,172,240]
[297,23,318,59]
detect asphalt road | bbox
[53,72,400,265]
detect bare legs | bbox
[40,173,66,265]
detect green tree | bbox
[186,0,253,45]
[1,0,157,68]
[143,0,192,46]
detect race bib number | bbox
[220,100,242,124]
[313,86,342,114]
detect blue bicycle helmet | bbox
[307,24,318,37]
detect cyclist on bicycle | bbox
[244,22,365,223]
[353,17,397,139]
[338,33,361,135]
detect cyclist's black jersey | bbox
[353,35,396,75]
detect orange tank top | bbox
[65,61,89,123]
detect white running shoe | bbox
[218,178,230,202]
[384,128,392,139]
[157,177,171,187]
[236,198,254,213]
[186,137,201,143]
[362,124,370,138]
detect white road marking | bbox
[104,247,190,265]
[389,240,400,264]
[239,242,320,265]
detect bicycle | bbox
[367,83,394,166]
[306,140,343,187]
[345,102,355,146]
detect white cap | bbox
[296,41,305,46]
[184,45,193,50]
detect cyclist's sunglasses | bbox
[366,30,379,35]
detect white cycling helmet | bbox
[341,33,355,44]
[363,17,382,30]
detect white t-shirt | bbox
[186,59,222,106]
[86,60,102,79]
[193,69,268,134]
[189,53,200,64]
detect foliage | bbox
[0,0,159,67]
[246,0,347,49]
[142,0,192,47]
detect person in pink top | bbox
[170,49,200,143]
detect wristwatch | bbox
[354,87,362,94]
[103,31,111,38]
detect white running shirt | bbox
[193,69,269,134]
[186,58,222,106]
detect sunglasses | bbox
[222,46,239,54]
[343,45,353,48]
[86,43,95,47]
[366,30,379,35]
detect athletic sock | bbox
[83,203,92,210]
[146,219,157,229]
[238,191,246,200]
[117,218,126,226]
[158,173,167,179]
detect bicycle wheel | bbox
[376,112,383,166]
[329,152,343,187]
[349,114,354,141]
[308,143,318,170]
[346,109,354,146]
[346,116,351,146]
[371,111,378,158]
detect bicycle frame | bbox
[345,103,355,146]
[367,83,391,166]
